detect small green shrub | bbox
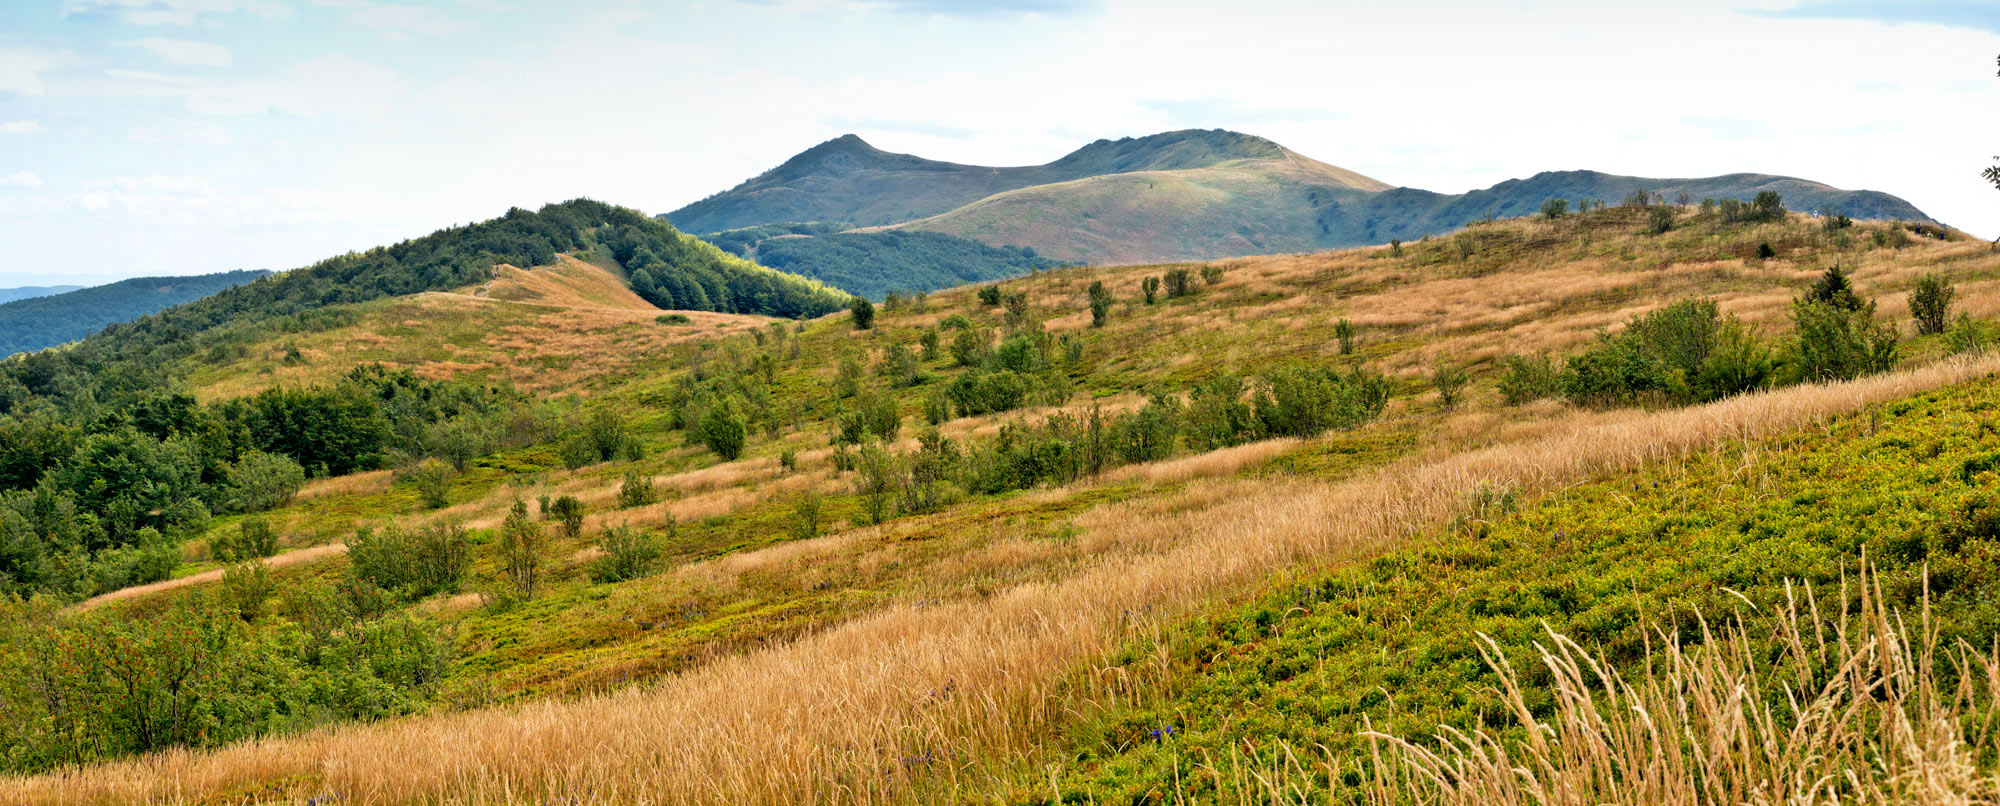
[977,285,1003,306]
[1164,268,1196,299]
[1334,318,1357,356]
[1431,362,1469,410]
[407,458,455,509]
[950,327,988,367]
[214,516,280,562]
[848,296,875,330]
[219,561,272,622]
[589,528,661,584]
[1647,205,1675,234]
[1909,273,1956,336]
[347,521,470,600]
[655,313,691,325]
[1946,315,1991,355]
[617,472,656,509]
[1142,276,1160,304]
[1785,299,1898,383]
[699,402,747,460]
[791,491,822,540]
[549,495,584,538]
[1497,354,1560,406]
[1540,198,1569,219]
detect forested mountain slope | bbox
[0,270,266,357]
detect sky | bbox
[0,0,1995,286]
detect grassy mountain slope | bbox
[664,129,1385,234]
[178,255,772,402]
[890,157,1382,264]
[0,285,82,305]
[0,270,267,357]
[672,130,1937,268]
[901,164,1939,264]
[5,208,1999,802]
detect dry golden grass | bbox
[14,354,1995,805]
[1100,436,1300,485]
[73,543,350,612]
[478,257,657,312]
[295,470,393,501]
[1362,568,2000,805]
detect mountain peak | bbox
[1049,128,1289,174]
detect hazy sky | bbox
[0,0,1995,286]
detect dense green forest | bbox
[0,271,268,358]
[700,223,1073,300]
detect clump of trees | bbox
[1501,266,1915,410]
[0,364,543,599]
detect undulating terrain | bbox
[664,129,1937,273]
[1,195,1996,804]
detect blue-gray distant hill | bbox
[666,129,1938,268]
[0,285,83,305]
[702,223,1073,300]
[0,271,268,357]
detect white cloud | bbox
[0,172,45,190]
[124,38,234,67]
[0,48,56,96]
[186,53,405,117]
[0,121,46,134]
[315,0,468,35]
[129,122,235,145]
[103,67,198,84]
[60,0,291,27]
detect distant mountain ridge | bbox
[0,271,268,358]
[0,285,83,305]
[666,129,1938,269]
[667,129,1387,235]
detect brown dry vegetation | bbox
[13,355,1995,805]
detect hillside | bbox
[669,129,1937,269]
[720,228,1074,300]
[0,270,267,357]
[665,129,1376,235]
[0,200,846,406]
[3,205,1998,803]
[0,285,81,305]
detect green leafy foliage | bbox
[589,527,661,584]
[1560,299,1771,406]
[347,521,470,601]
[1910,273,1956,336]
[0,595,455,775]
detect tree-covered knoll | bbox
[0,199,842,412]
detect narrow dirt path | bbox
[74,543,349,611]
